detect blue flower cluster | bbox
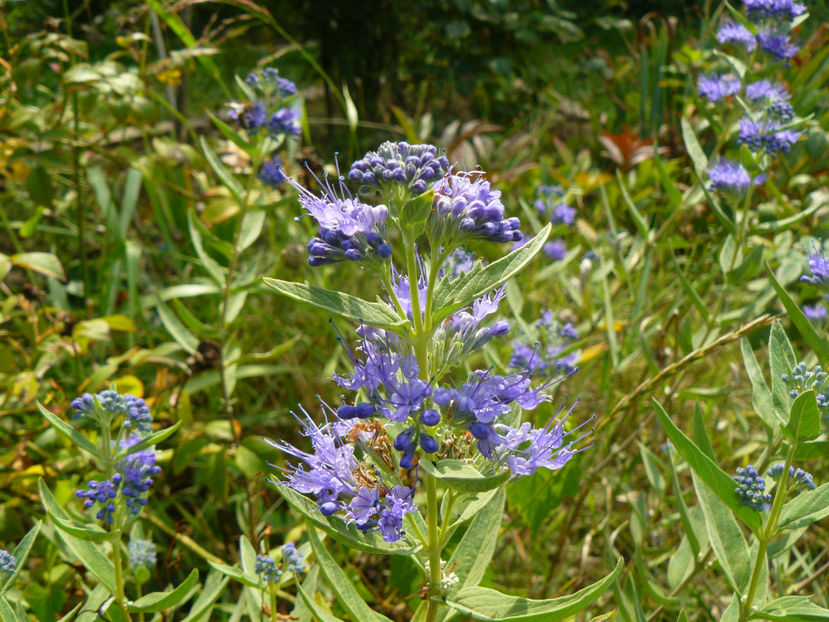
[781,361,829,419]
[510,310,580,376]
[716,0,804,61]
[0,549,15,574]
[768,464,816,491]
[348,141,449,194]
[72,391,162,524]
[255,544,306,582]
[271,411,418,543]
[734,465,772,511]
[289,171,391,266]
[707,160,753,192]
[697,74,741,103]
[128,539,157,568]
[281,542,306,574]
[273,141,588,546]
[255,555,282,583]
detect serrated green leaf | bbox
[741,338,779,433]
[753,596,829,620]
[691,471,752,594]
[654,400,761,533]
[39,479,115,543]
[785,390,821,442]
[447,487,505,595]
[296,583,346,622]
[37,402,101,459]
[778,483,829,531]
[444,557,623,621]
[128,568,199,613]
[769,321,797,427]
[431,224,551,324]
[54,529,116,593]
[0,520,41,595]
[263,278,407,332]
[274,483,416,555]
[309,527,392,622]
[767,261,829,361]
[421,459,510,493]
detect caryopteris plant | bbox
[264,141,623,621]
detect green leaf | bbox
[785,390,821,442]
[39,479,115,543]
[444,557,623,621]
[431,223,551,324]
[199,136,243,202]
[421,459,511,493]
[26,165,54,206]
[793,440,829,460]
[753,596,829,620]
[237,211,266,252]
[616,171,650,239]
[309,527,393,622]
[766,262,829,361]
[769,321,797,427]
[37,402,101,459]
[654,400,761,532]
[343,85,359,134]
[0,520,41,595]
[273,483,416,555]
[741,339,779,433]
[296,583,346,622]
[680,118,735,234]
[128,568,199,613]
[155,296,199,354]
[638,443,666,495]
[0,597,20,622]
[69,585,109,622]
[263,278,407,332]
[54,529,116,593]
[115,421,180,460]
[447,487,505,594]
[691,471,752,594]
[778,483,829,531]
[291,565,320,622]
[180,570,229,622]
[187,212,226,285]
[206,562,261,589]
[11,252,65,280]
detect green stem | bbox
[740,441,796,621]
[423,249,448,334]
[424,470,442,622]
[269,583,278,622]
[111,525,130,620]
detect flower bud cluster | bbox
[72,391,152,433]
[128,539,157,569]
[431,173,521,243]
[255,542,306,584]
[0,549,16,574]
[734,465,772,511]
[781,361,829,418]
[768,463,816,491]
[348,141,449,194]
[717,0,803,62]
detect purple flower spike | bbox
[801,242,829,287]
[697,74,741,103]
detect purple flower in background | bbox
[544,239,567,261]
[128,539,157,568]
[801,242,829,287]
[349,141,449,193]
[258,157,287,187]
[535,186,576,226]
[432,173,522,243]
[282,542,306,574]
[744,0,805,22]
[269,107,300,136]
[228,101,267,132]
[707,159,752,191]
[757,29,799,61]
[697,74,741,103]
[717,21,757,50]
[746,79,794,121]
[802,302,827,321]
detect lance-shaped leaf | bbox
[38,402,101,460]
[0,521,41,595]
[431,223,551,324]
[308,527,393,622]
[766,261,829,360]
[784,390,821,442]
[263,278,408,333]
[39,479,116,543]
[778,483,829,531]
[754,596,829,620]
[447,487,505,593]
[444,556,623,621]
[128,568,199,613]
[654,400,762,533]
